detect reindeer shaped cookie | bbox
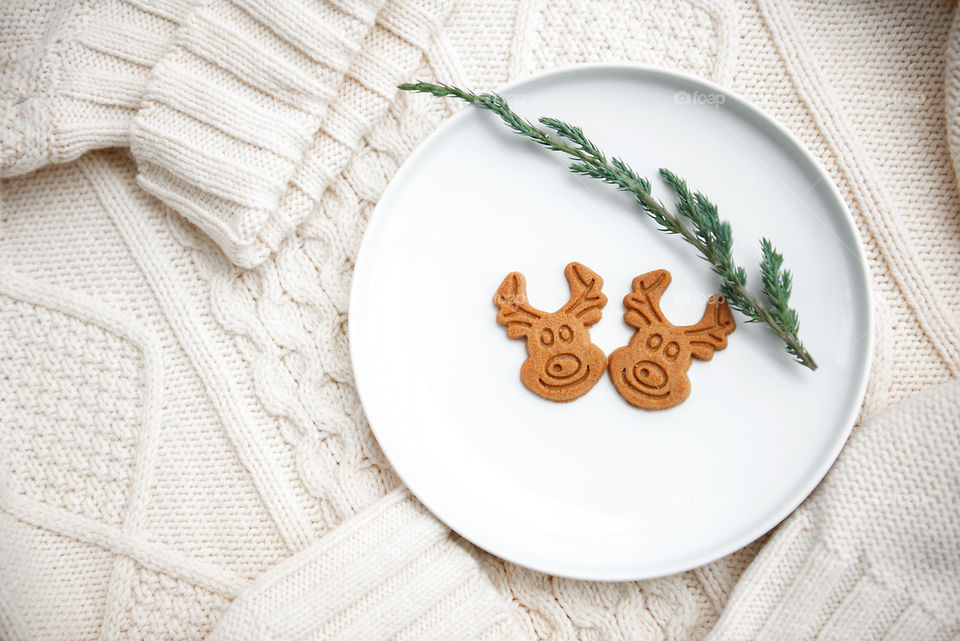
[494,262,608,402]
[608,269,736,410]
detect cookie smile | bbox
[539,365,591,389]
[620,368,670,399]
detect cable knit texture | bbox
[1,0,959,640]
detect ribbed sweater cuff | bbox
[255,0,453,261]
[207,488,526,641]
[130,0,383,268]
[1,0,196,177]
[705,512,953,641]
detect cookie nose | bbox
[632,360,668,389]
[544,353,582,379]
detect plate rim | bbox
[349,62,874,580]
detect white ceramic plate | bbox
[349,65,872,580]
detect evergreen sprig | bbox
[399,81,817,370]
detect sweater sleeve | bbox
[0,0,196,177]
[704,380,960,641]
[207,488,527,641]
[2,0,449,268]
[128,0,448,269]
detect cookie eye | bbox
[646,333,663,350]
[664,341,680,359]
[540,328,554,346]
[558,325,573,342]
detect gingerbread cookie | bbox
[608,269,735,410]
[494,262,608,402]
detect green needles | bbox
[400,81,817,371]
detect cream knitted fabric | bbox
[129,0,386,268]
[0,0,197,176]
[0,0,447,269]
[3,0,960,640]
[208,489,524,641]
[945,7,960,185]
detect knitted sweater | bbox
[1,1,958,640]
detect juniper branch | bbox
[399,81,817,370]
